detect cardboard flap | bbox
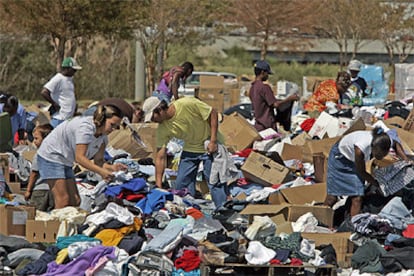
[395,128,414,153]
[219,113,261,152]
[342,117,366,135]
[240,204,290,216]
[280,183,327,205]
[281,143,303,160]
[303,137,340,163]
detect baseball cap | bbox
[143,96,161,122]
[254,60,273,74]
[62,57,82,70]
[348,59,361,71]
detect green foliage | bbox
[0,37,54,101]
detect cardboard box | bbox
[403,108,414,132]
[268,183,328,205]
[198,88,225,112]
[281,143,303,160]
[395,128,414,154]
[241,151,290,186]
[7,182,22,195]
[108,123,158,160]
[240,203,334,228]
[219,113,261,152]
[26,219,60,243]
[301,232,353,268]
[133,123,158,160]
[385,116,406,128]
[0,205,35,236]
[22,150,37,163]
[200,75,224,89]
[302,137,340,163]
[25,104,51,126]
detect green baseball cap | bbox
[61,57,82,70]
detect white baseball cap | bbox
[142,96,161,122]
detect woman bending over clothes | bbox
[324,127,410,217]
[37,104,127,209]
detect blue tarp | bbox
[359,64,389,106]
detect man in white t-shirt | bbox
[41,57,82,128]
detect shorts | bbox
[30,190,54,211]
[37,155,75,180]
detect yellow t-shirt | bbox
[157,97,224,153]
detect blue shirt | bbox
[0,103,27,138]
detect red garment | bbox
[300,118,316,132]
[271,184,282,189]
[402,224,414,238]
[186,207,204,220]
[174,250,201,272]
[236,148,253,158]
[116,190,146,202]
[269,259,281,264]
[290,258,303,266]
[237,178,250,186]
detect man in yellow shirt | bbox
[142,96,227,208]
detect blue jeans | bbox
[50,118,65,128]
[37,155,75,180]
[152,90,171,104]
[175,151,228,209]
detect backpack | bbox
[128,251,174,276]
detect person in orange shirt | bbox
[303,71,352,114]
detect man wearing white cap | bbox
[142,96,229,208]
[348,59,368,97]
[41,57,82,128]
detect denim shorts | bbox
[37,155,75,180]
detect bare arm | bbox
[206,108,219,154]
[273,93,300,109]
[155,147,167,188]
[76,144,112,180]
[354,146,377,186]
[394,141,411,161]
[170,73,181,100]
[24,171,38,200]
[40,88,60,110]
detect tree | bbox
[0,0,140,70]
[373,1,414,65]
[133,0,226,94]
[227,0,304,60]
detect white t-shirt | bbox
[43,73,76,120]
[37,116,108,166]
[338,130,373,162]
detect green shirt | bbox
[157,97,224,153]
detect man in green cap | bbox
[40,57,82,128]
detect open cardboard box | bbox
[240,203,334,232]
[301,232,354,268]
[108,123,158,160]
[241,151,290,186]
[219,112,261,153]
[268,183,328,205]
[26,219,60,243]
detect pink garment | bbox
[85,256,110,276]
